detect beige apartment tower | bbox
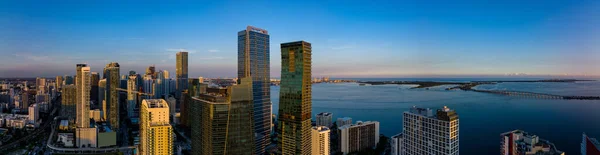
[140,99,174,155]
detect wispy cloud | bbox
[207,49,219,53]
[13,53,51,61]
[198,57,225,60]
[330,45,356,50]
[165,48,197,53]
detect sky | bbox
[0,0,599,78]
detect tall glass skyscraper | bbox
[176,52,188,98]
[278,41,312,155]
[238,26,271,154]
[104,62,120,129]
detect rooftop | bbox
[143,99,168,108]
[312,126,330,132]
[317,112,332,116]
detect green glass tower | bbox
[278,41,312,155]
[104,62,120,129]
[191,77,254,155]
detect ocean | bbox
[271,78,600,154]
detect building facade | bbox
[337,117,352,127]
[238,26,272,154]
[338,121,380,154]
[311,126,331,155]
[90,72,100,103]
[56,76,63,91]
[191,77,254,155]
[316,112,333,127]
[140,99,173,155]
[501,130,564,155]
[104,62,120,129]
[176,51,188,98]
[77,65,91,128]
[278,41,312,155]
[391,133,403,155]
[62,84,77,121]
[403,106,459,155]
[582,133,600,155]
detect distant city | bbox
[1,26,599,155]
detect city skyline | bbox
[2,1,600,78]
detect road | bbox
[0,97,59,152]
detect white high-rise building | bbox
[336,117,352,127]
[28,104,39,124]
[402,106,459,155]
[316,112,333,127]
[77,65,91,128]
[311,126,331,155]
[338,121,380,154]
[140,99,173,155]
[391,133,403,155]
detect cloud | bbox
[165,48,197,53]
[13,53,51,61]
[207,49,219,53]
[198,57,225,60]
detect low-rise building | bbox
[57,133,75,147]
[501,130,564,155]
[97,125,117,148]
[76,127,98,148]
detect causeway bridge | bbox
[471,89,600,100]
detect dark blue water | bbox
[271,78,600,154]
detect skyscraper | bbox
[390,133,403,155]
[140,99,173,155]
[311,126,330,155]
[278,41,312,154]
[582,133,600,155]
[90,72,100,103]
[146,65,156,79]
[191,77,254,155]
[77,65,91,128]
[238,26,271,154]
[104,62,120,129]
[65,75,74,85]
[62,84,77,121]
[36,77,46,93]
[176,51,188,98]
[402,106,459,155]
[56,76,63,90]
[338,121,380,154]
[127,73,142,118]
[316,112,333,127]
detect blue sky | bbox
[1,0,599,78]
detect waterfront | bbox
[271,78,600,154]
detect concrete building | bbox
[127,73,142,118]
[191,77,254,155]
[76,127,97,148]
[89,109,102,122]
[311,126,331,155]
[140,99,173,155]
[65,75,74,85]
[278,41,312,155]
[56,76,63,90]
[104,62,120,129]
[36,77,46,93]
[239,26,272,154]
[90,72,100,103]
[390,133,403,155]
[97,125,117,148]
[62,84,76,121]
[57,133,75,147]
[166,96,176,122]
[176,51,188,98]
[582,133,600,155]
[20,91,29,110]
[501,130,564,155]
[316,112,333,127]
[338,121,380,154]
[337,117,352,127]
[28,104,39,125]
[77,65,91,128]
[403,106,459,155]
